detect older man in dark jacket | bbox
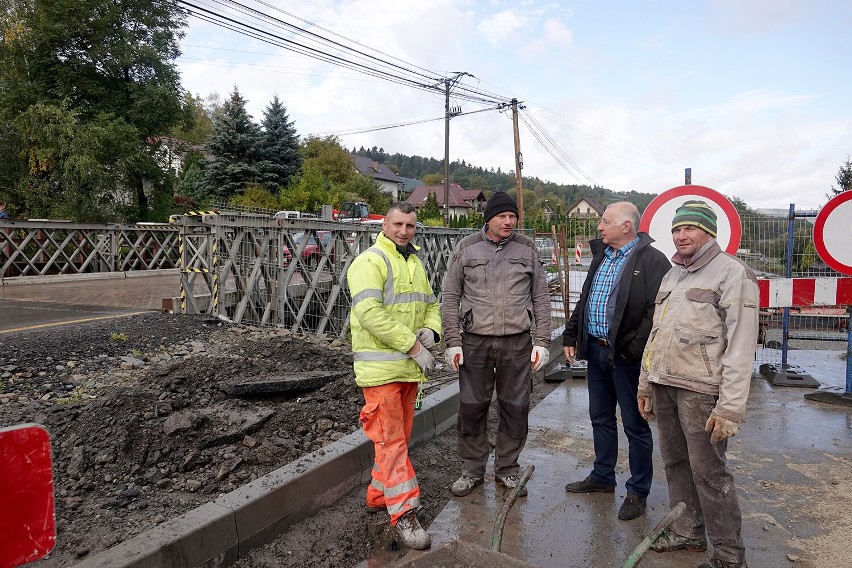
[562,201,670,520]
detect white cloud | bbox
[521,17,573,57]
[477,10,532,45]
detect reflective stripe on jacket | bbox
[347,232,441,388]
[638,241,759,423]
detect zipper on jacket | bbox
[644,294,670,370]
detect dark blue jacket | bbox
[562,232,670,363]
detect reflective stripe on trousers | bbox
[360,381,420,525]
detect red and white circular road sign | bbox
[639,185,742,261]
[813,191,852,276]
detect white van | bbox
[273,210,319,220]
[273,210,302,220]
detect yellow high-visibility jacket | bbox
[347,232,441,388]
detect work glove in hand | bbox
[408,341,436,377]
[531,346,549,372]
[415,327,436,349]
[704,413,738,443]
[444,346,464,372]
[637,395,655,420]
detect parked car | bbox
[282,231,332,267]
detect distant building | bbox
[406,183,486,218]
[567,197,606,218]
[398,176,424,201]
[351,156,404,201]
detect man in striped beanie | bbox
[671,199,718,238]
[638,198,758,568]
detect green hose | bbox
[623,501,686,568]
[491,464,535,552]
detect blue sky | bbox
[176,0,852,209]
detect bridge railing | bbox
[177,213,474,336]
[0,220,179,278]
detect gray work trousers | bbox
[457,332,532,478]
[652,383,746,564]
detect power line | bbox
[177,0,513,107]
[309,106,499,138]
[518,109,598,187]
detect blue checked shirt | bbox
[586,236,640,339]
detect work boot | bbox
[451,475,484,497]
[697,558,748,568]
[618,494,647,520]
[394,509,431,550]
[367,504,427,523]
[495,474,528,498]
[564,475,616,493]
[650,528,707,553]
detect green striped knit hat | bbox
[672,200,717,237]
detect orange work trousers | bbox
[360,381,420,525]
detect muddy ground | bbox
[0,313,558,567]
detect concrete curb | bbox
[73,381,460,568]
[0,269,180,286]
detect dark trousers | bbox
[457,332,532,478]
[652,383,745,563]
[586,340,654,496]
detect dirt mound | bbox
[1,315,363,565]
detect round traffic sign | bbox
[639,185,742,261]
[813,191,852,275]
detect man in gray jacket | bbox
[441,192,551,499]
[638,200,758,568]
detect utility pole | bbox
[511,98,524,228]
[441,72,471,227]
[444,81,451,227]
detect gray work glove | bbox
[415,327,436,349]
[408,341,436,377]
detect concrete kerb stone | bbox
[1,269,180,286]
[73,502,239,568]
[71,380,461,568]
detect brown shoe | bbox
[650,528,707,552]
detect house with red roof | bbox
[406,183,486,218]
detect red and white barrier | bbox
[757,277,852,308]
[575,243,582,264]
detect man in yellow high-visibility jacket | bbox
[347,201,440,550]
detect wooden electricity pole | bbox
[443,81,451,226]
[511,98,524,228]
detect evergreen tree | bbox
[419,191,442,219]
[175,162,206,204]
[830,156,852,195]
[259,94,302,191]
[203,87,267,199]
